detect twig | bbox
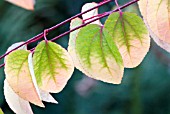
[0,0,139,68]
[0,0,112,61]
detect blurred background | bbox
[0,0,170,114]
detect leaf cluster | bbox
[2,0,170,114]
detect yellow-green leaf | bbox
[76,24,124,84]
[0,108,3,114]
[4,50,44,107]
[33,41,74,93]
[104,12,150,68]
[69,3,102,74]
[28,53,58,104]
[5,42,27,62]
[4,42,34,114]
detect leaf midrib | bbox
[16,53,29,92]
[99,29,113,75]
[45,43,57,86]
[86,28,101,68]
[123,17,144,45]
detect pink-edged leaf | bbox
[138,0,170,53]
[33,41,74,93]
[4,49,44,107]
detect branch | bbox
[0,0,139,68]
[0,0,112,61]
[51,0,139,41]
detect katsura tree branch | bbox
[0,0,139,68]
[0,0,112,61]
[115,0,123,15]
[51,0,139,41]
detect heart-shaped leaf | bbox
[28,53,58,104]
[4,50,44,107]
[4,42,35,114]
[76,24,124,84]
[104,12,150,68]
[33,41,74,93]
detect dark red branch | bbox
[0,63,5,68]
[51,0,139,41]
[0,0,112,61]
[115,0,123,16]
[0,0,139,68]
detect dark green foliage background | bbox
[0,0,170,114]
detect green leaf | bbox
[76,24,124,84]
[28,53,58,104]
[104,12,150,68]
[4,42,34,114]
[33,41,74,93]
[0,108,3,114]
[4,50,44,107]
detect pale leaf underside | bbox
[4,80,33,114]
[68,18,84,71]
[81,2,102,25]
